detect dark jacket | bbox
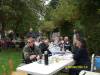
[23,45,42,64]
[26,32,36,38]
[39,43,52,56]
[69,48,91,75]
[64,42,71,51]
[59,42,71,51]
[73,47,90,66]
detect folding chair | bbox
[11,71,27,75]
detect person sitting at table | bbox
[59,36,71,51]
[22,37,42,64]
[69,39,91,75]
[48,38,61,55]
[63,36,72,51]
[39,38,52,56]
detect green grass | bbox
[0,48,22,75]
[0,48,68,75]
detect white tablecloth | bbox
[17,54,74,75]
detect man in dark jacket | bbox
[23,37,42,64]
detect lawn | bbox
[0,48,22,75]
[0,48,68,75]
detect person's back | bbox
[69,39,90,75]
[73,47,90,65]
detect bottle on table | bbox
[44,51,48,65]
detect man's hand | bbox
[30,55,36,60]
[36,55,40,60]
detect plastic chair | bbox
[91,54,95,71]
[11,71,27,75]
[79,70,100,75]
[95,56,100,70]
[79,53,100,75]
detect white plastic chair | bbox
[79,70,100,75]
[91,54,95,71]
[79,54,100,75]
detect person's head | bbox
[53,37,60,44]
[54,36,59,41]
[73,28,78,33]
[59,36,63,41]
[64,36,69,42]
[29,28,33,32]
[27,37,35,47]
[43,39,49,45]
[50,38,54,42]
[75,39,87,48]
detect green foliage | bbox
[41,0,80,34]
[43,0,100,54]
[1,0,100,54]
[78,0,100,54]
[39,21,55,32]
[50,0,59,9]
[51,0,80,22]
[0,0,43,33]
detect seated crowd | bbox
[22,35,91,75]
[22,36,71,64]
